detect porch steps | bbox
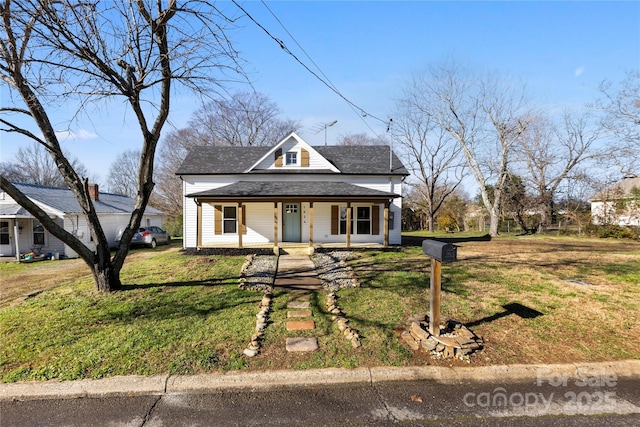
[276,254,322,353]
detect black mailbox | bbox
[422,240,457,263]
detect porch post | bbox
[238,202,243,249]
[309,202,314,247]
[13,220,20,260]
[346,201,351,248]
[273,202,278,247]
[196,201,202,249]
[383,202,389,247]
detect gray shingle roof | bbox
[315,146,408,175]
[12,183,163,215]
[175,145,408,176]
[175,147,270,175]
[589,175,640,201]
[187,181,399,200]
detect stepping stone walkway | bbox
[286,337,318,352]
[275,254,322,352]
[286,319,315,331]
[274,255,323,292]
[284,293,317,351]
[288,309,312,318]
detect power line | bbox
[232,0,388,130]
[259,1,386,139]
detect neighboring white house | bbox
[0,183,164,259]
[176,132,409,253]
[590,175,640,227]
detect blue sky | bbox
[1,1,638,184]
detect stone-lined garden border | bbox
[326,291,361,348]
[239,254,278,357]
[243,292,273,357]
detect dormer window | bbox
[285,151,297,165]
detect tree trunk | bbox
[489,208,500,237]
[537,196,553,233]
[92,260,122,292]
[515,211,533,234]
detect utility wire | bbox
[259,1,391,139]
[233,0,388,129]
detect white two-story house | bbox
[176,132,408,253]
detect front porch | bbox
[186,241,395,256]
[185,179,404,252]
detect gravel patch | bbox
[311,251,360,291]
[238,254,277,292]
[238,251,360,292]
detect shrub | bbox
[585,223,640,240]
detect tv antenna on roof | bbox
[312,120,338,145]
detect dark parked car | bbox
[116,226,170,248]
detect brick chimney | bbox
[88,183,99,201]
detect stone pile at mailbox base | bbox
[401,315,483,360]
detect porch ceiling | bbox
[186,181,400,201]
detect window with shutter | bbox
[372,205,380,235]
[286,151,297,165]
[331,205,339,235]
[337,206,354,235]
[214,205,222,235]
[356,206,370,234]
[223,206,237,233]
[241,206,247,235]
[275,148,283,167]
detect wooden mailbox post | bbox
[422,240,457,336]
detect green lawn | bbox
[1,235,639,382]
[0,250,256,381]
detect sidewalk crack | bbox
[371,380,399,424]
[139,395,162,427]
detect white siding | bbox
[9,218,66,257]
[252,135,339,171]
[1,191,164,257]
[181,169,404,247]
[591,200,640,226]
[63,212,163,257]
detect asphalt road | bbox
[3,377,639,426]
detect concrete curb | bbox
[0,374,168,400]
[1,360,639,401]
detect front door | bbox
[283,203,301,242]
[0,220,13,256]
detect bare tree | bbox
[596,70,640,175]
[152,128,198,224]
[107,149,141,197]
[392,80,466,231]
[435,188,469,233]
[558,169,596,235]
[153,92,298,227]
[336,132,388,146]
[418,62,530,236]
[0,141,91,186]
[189,91,299,147]
[515,111,602,231]
[499,173,538,234]
[0,0,241,291]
